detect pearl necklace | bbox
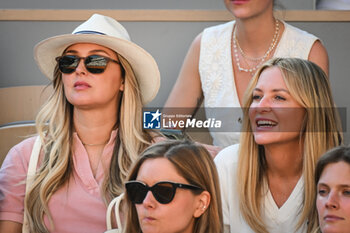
[233,19,280,73]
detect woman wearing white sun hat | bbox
[0,14,160,233]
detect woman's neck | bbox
[263,141,304,208]
[264,142,303,179]
[235,13,279,56]
[73,107,118,145]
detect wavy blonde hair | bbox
[24,53,153,233]
[237,58,343,233]
[123,139,223,233]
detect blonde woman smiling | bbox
[215,58,342,233]
[0,14,160,233]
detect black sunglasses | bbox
[55,55,120,74]
[125,180,203,204]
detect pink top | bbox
[0,130,117,233]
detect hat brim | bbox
[34,34,160,105]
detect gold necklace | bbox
[233,19,280,73]
[82,140,109,146]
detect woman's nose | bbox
[325,191,339,209]
[75,58,87,75]
[142,191,156,209]
[256,97,272,112]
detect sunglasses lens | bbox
[126,182,148,204]
[85,55,108,74]
[153,182,175,204]
[58,56,79,74]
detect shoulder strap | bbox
[106,193,124,231]
[26,136,42,188]
[22,136,42,233]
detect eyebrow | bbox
[318,183,350,188]
[64,49,111,56]
[253,88,290,94]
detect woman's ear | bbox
[193,191,211,218]
[119,79,124,91]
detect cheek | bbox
[61,76,72,97]
[161,198,197,224]
[316,196,328,223]
[135,204,145,219]
[316,201,325,226]
[104,73,123,92]
[291,109,305,124]
[61,75,70,87]
[176,195,199,219]
[343,199,350,217]
[135,204,142,214]
[277,109,303,132]
[316,197,324,213]
[248,107,256,122]
[135,204,144,221]
[61,75,76,92]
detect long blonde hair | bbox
[123,140,223,233]
[25,53,153,233]
[237,58,343,233]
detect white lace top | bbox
[199,21,318,147]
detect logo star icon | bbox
[151,109,161,122]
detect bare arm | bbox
[164,33,204,114]
[0,220,22,233]
[308,40,329,77]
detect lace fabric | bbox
[199,20,318,147]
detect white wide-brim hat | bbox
[34,13,160,104]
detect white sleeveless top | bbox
[199,21,318,147]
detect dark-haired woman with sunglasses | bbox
[0,14,160,233]
[122,139,223,233]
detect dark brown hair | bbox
[315,146,350,185]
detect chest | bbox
[231,62,254,106]
[43,173,107,233]
[268,176,301,208]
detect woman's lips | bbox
[254,118,278,130]
[324,215,345,222]
[74,81,91,90]
[232,0,250,5]
[142,216,156,223]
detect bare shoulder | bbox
[180,32,203,70]
[191,32,203,51]
[308,40,329,77]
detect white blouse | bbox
[214,144,307,233]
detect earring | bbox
[202,205,206,211]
